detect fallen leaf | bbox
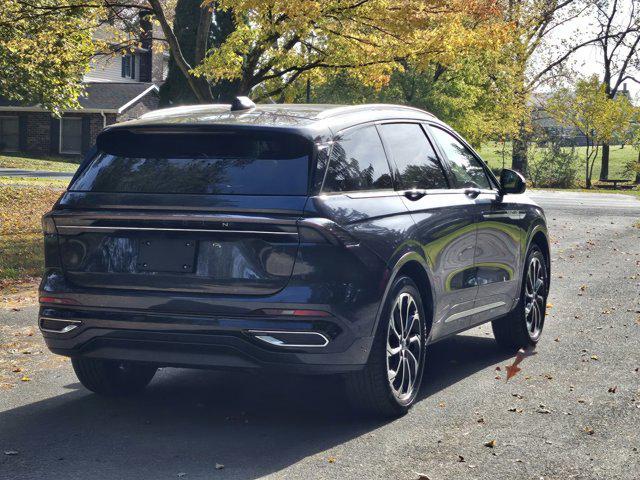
[584,426,595,435]
[20,376,30,382]
[457,454,465,462]
[590,355,599,361]
[4,450,18,456]
[415,474,431,480]
[505,348,537,381]
[546,303,553,309]
[484,440,496,448]
[215,463,224,470]
[438,402,445,408]
[608,386,617,393]
[328,456,336,464]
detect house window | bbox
[0,117,19,152]
[121,54,136,79]
[60,117,82,154]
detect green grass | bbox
[0,176,70,188]
[477,142,638,181]
[0,153,80,173]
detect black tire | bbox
[71,357,157,396]
[345,276,427,417]
[492,245,548,351]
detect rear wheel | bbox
[492,246,548,350]
[72,357,157,396]
[346,276,426,417]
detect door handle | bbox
[464,188,481,199]
[404,189,427,201]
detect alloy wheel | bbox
[386,292,422,401]
[524,256,546,340]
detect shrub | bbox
[528,142,579,188]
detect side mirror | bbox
[500,168,526,194]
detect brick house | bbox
[0,18,166,157]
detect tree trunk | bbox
[511,120,528,175]
[158,0,213,106]
[599,142,610,180]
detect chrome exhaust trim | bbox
[39,317,82,334]
[249,330,329,348]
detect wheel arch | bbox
[373,252,436,340]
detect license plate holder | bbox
[138,239,197,273]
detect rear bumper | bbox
[39,306,374,374]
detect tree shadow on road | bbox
[0,334,513,480]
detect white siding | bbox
[84,55,139,83]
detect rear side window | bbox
[70,131,310,195]
[322,125,392,192]
[428,126,492,190]
[377,123,448,190]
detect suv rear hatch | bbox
[49,127,312,295]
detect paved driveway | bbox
[1,191,639,480]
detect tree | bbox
[593,0,640,180]
[501,0,607,175]
[0,1,100,114]
[149,0,508,103]
[547,75,634,188]
[308,47,523,147]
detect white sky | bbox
[538,0,639,100]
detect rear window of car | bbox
[70,130,311,195]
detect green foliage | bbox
[192,0,507,100]
[307,49,521,146]
[0,1,98,114]
[546,75,635,187]
[159,0,203,106]
[528,140,579,188]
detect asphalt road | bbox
[1,191,639,480]
[0,168,73,179]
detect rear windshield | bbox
[70,130,310,195]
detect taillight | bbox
[39,296,79,306]
[42,214,57,235]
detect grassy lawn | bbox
[0,153,80,173]
[477,142,638,181]
[0,183,64,291]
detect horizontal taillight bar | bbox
[39,296,80,306]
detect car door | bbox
[427,125,522,328]
[376,122,479,339]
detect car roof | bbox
[119,103,438,130]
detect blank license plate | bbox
[138,239,197,273]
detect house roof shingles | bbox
[0,82,158,113]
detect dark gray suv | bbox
[39,100,550,417]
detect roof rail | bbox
[316,103,435,120]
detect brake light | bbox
[39,296,79,306]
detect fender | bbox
[369,250,436,342]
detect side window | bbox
[377,123,448,190]
[429,126,492,190]
[322,125,393,192]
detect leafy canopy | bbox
[193,0,508,99]
[0,1,100,114]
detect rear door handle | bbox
[404,189,427,201]
[464,188,481,199]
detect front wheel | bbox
[72,357,157,396]
[492,246,548,350]
[345,276,427,417]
